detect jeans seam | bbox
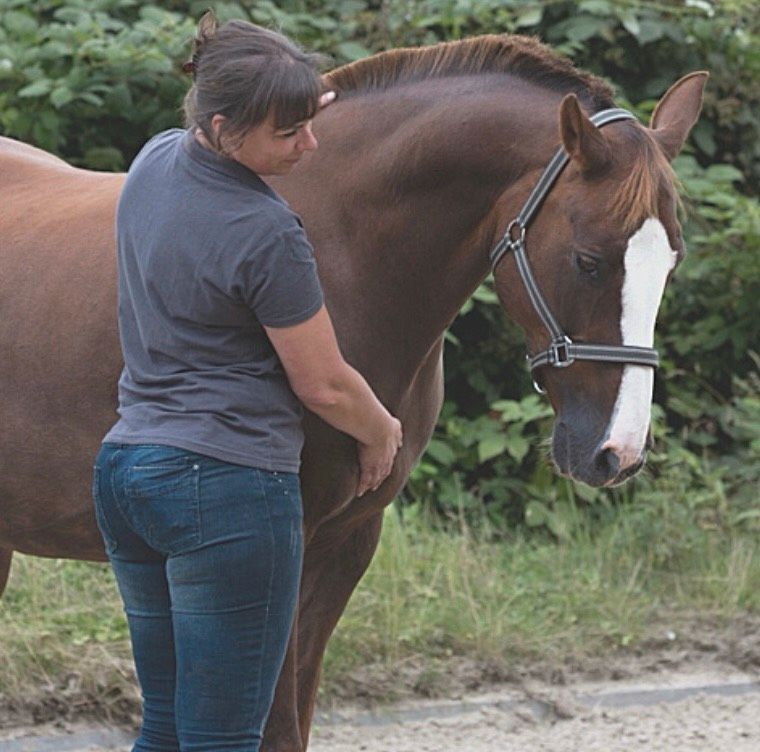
[105,454,153,552]
[125,466,197,499]
[92,466,119,554]
[253,469,276,724]
[171,601,267,616]
[107,489,145,555]
[131,464,194,469]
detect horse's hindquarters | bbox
[1,167,123,562]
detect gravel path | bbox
[310,675,760,751]
[2,668,759,751]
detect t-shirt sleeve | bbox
[241,224,325,327]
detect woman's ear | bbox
[207,114,228,152]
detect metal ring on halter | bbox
[532,379,547,395]
[525,354,547,395]
[506,219,526,248]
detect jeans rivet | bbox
[192,464,200,471]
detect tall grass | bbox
[1,501,759,716]
[322,503,760,685]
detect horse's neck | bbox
[282,81,562,398]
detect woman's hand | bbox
[319,91,336,109]
[265,305,403,498]
[356,417,403,497]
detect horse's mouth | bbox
[552,422,648,488]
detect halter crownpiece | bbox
[489,108,660,393]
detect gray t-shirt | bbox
[103,129,324,472]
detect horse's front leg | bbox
[261,509,385,751]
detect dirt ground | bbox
[2,612,760,751]
[1,666,759,751]
[309,668,760,751]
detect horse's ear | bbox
[559,94,611,175]
[650,71,709,160]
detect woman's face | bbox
[208,112,318,176]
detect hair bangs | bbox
[267,59,321,130]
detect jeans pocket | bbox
[124,461,201,555]
[263,472,303,519]
[92,466,118,554]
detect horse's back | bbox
[0,135,72,178]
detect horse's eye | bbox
[575,253,600,277]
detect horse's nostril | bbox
[594,448,620,481]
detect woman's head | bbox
[183,11,325,165]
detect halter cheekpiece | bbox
[489,108,660,393]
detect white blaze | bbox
[604,218,677,469]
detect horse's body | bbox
[0,36,705,751]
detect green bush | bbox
[0,1,196,168]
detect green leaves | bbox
[515,7,543,29]
[1,2,194,167]
[406,393,556,530]
[335,41,372,62]
[49,85,74,108]
[477,434,508,464]
[17,78,53,97]
[3,10,38,36]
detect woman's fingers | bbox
[319,91,336,109]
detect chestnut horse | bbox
[0,36,705,751]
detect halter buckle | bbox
[548,337,574,367]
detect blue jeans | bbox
[93,443,304,752]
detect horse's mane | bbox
[325,34,616,110]
[610,128,681,233]
[326,35,678,233]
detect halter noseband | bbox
[489,108,660,393]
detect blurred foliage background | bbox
[1,0,757,542]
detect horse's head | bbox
[494,72,707,487]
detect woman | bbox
[93,12,402,752]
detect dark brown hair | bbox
[183,11,325,152]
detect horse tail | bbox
[0,548,13,599]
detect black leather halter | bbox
[489,108,660,393]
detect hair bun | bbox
[196,9,218,46]
[185,10,218,78]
